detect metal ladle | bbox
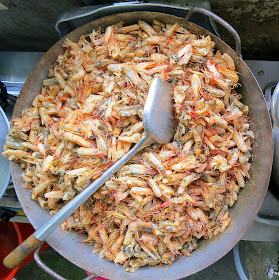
[4,77,175,270]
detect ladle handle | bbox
[3,233,42,270]
[185,7,242,57]
[4,135,152,270]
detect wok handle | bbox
[34,243,98,280]
[3,233,43,270]
[271,82,279,127]
[185,7,242,57]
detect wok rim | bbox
[10,11,273,280]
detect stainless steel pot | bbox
[0,106,10,199]
[269,83,279,197]
[10,7,273,280]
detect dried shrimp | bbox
[3,20,254,272]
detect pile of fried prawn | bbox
[3,20,254,272]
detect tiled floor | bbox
[14,241,279,280]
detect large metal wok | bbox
[10,7,273,280]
